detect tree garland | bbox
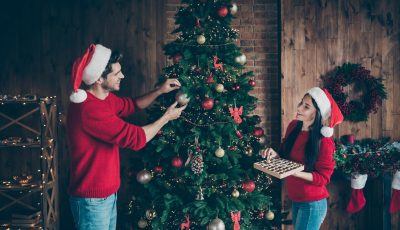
[334,138,400,177]
[323,63,387,122]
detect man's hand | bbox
[163,101,187,121]
[158,79,181,94]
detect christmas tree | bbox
[128,1,276,229]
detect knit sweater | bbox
[284,120,336,202]
[67,92,146,198]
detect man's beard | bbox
[101,82,118,92]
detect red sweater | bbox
[284,120,335,202]
[67,92,146,198]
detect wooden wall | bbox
[281,0,400,229]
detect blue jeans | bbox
[292,198,327,230]
[69,193,117,230]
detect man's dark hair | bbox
[101,51,123,78]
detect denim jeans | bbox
[69,193,117,230]
[292,198,327,230]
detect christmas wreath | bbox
[323,63,387,122]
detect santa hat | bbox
[307,87,344,137]
[70,44,112,103]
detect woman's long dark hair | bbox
[281,95,323,171]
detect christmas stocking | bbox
[346,173,368,214]
[389,171,400,214]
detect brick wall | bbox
[165,0,281,147]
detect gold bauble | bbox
[138,218,148,228]
[215,84,224,93]
[197,35,206,44]
[175,91,190,105]
[215,147,225,158]
[231,189,240,198]
[265,210,275,220]
[244,146,253,156]
[145,209,157,220]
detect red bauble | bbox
[171,156,183,168]
[235,130,243,139]
[172,53,182,64]
[232,84,240,91]
[242,180,256,193]
[253,127,264,137]
[154,165,163,173]
[217,6,228,17]
[229,145,238,151]
[202,98,214,110]
[257,210,264,219]
[248,79,256,87]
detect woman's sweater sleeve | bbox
[310,138,336,186]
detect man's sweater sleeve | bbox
[310,138,336,186]
[112,94,141,118]
[81,102,146,151]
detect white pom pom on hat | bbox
[307,87,344,137]
[69,44,112,103]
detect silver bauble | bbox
[230,3,238,15]
[145,209,157,220]
[175,91,190,105]
[207,217,225,230]
[136,169,152,184]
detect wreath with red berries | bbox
[323,63,387,122]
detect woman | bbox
[261,87,343,230]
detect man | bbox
[67,44,186,230]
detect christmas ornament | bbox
[154,165,163,173]
[253,127,264,137]
[136,169,152,184]
[248,79,256,87]
[215,147,225,158]
[176,91,190,105]
[232,188,240,198]
[217,6,228,17]
[235,54,247,65]
[215,84,224,93]
[138,218,148,228]
[235,130,243,139]
[202,98,214,110]
[242,180,256,192]
[180,215,191,229]
[191,154,204,174]
[197,35,206,44]
[230,211,240,230]
[196,187,204,200]
[229,106,243,124]
[244,146,253,156]
[213,56,223,71]
[347,134,355,144]
[171,156,183,168]
[145,209,157,220]
[208,217,225,230]
[173,53,182,64]
[230,3,238,15]
[229,145,238,151]
[257,210,264,219]
[265,210,275,220]
[195,18,201,27]
[206,72,215,84]
[230,84,239,91]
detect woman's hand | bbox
[260,148,279,161]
